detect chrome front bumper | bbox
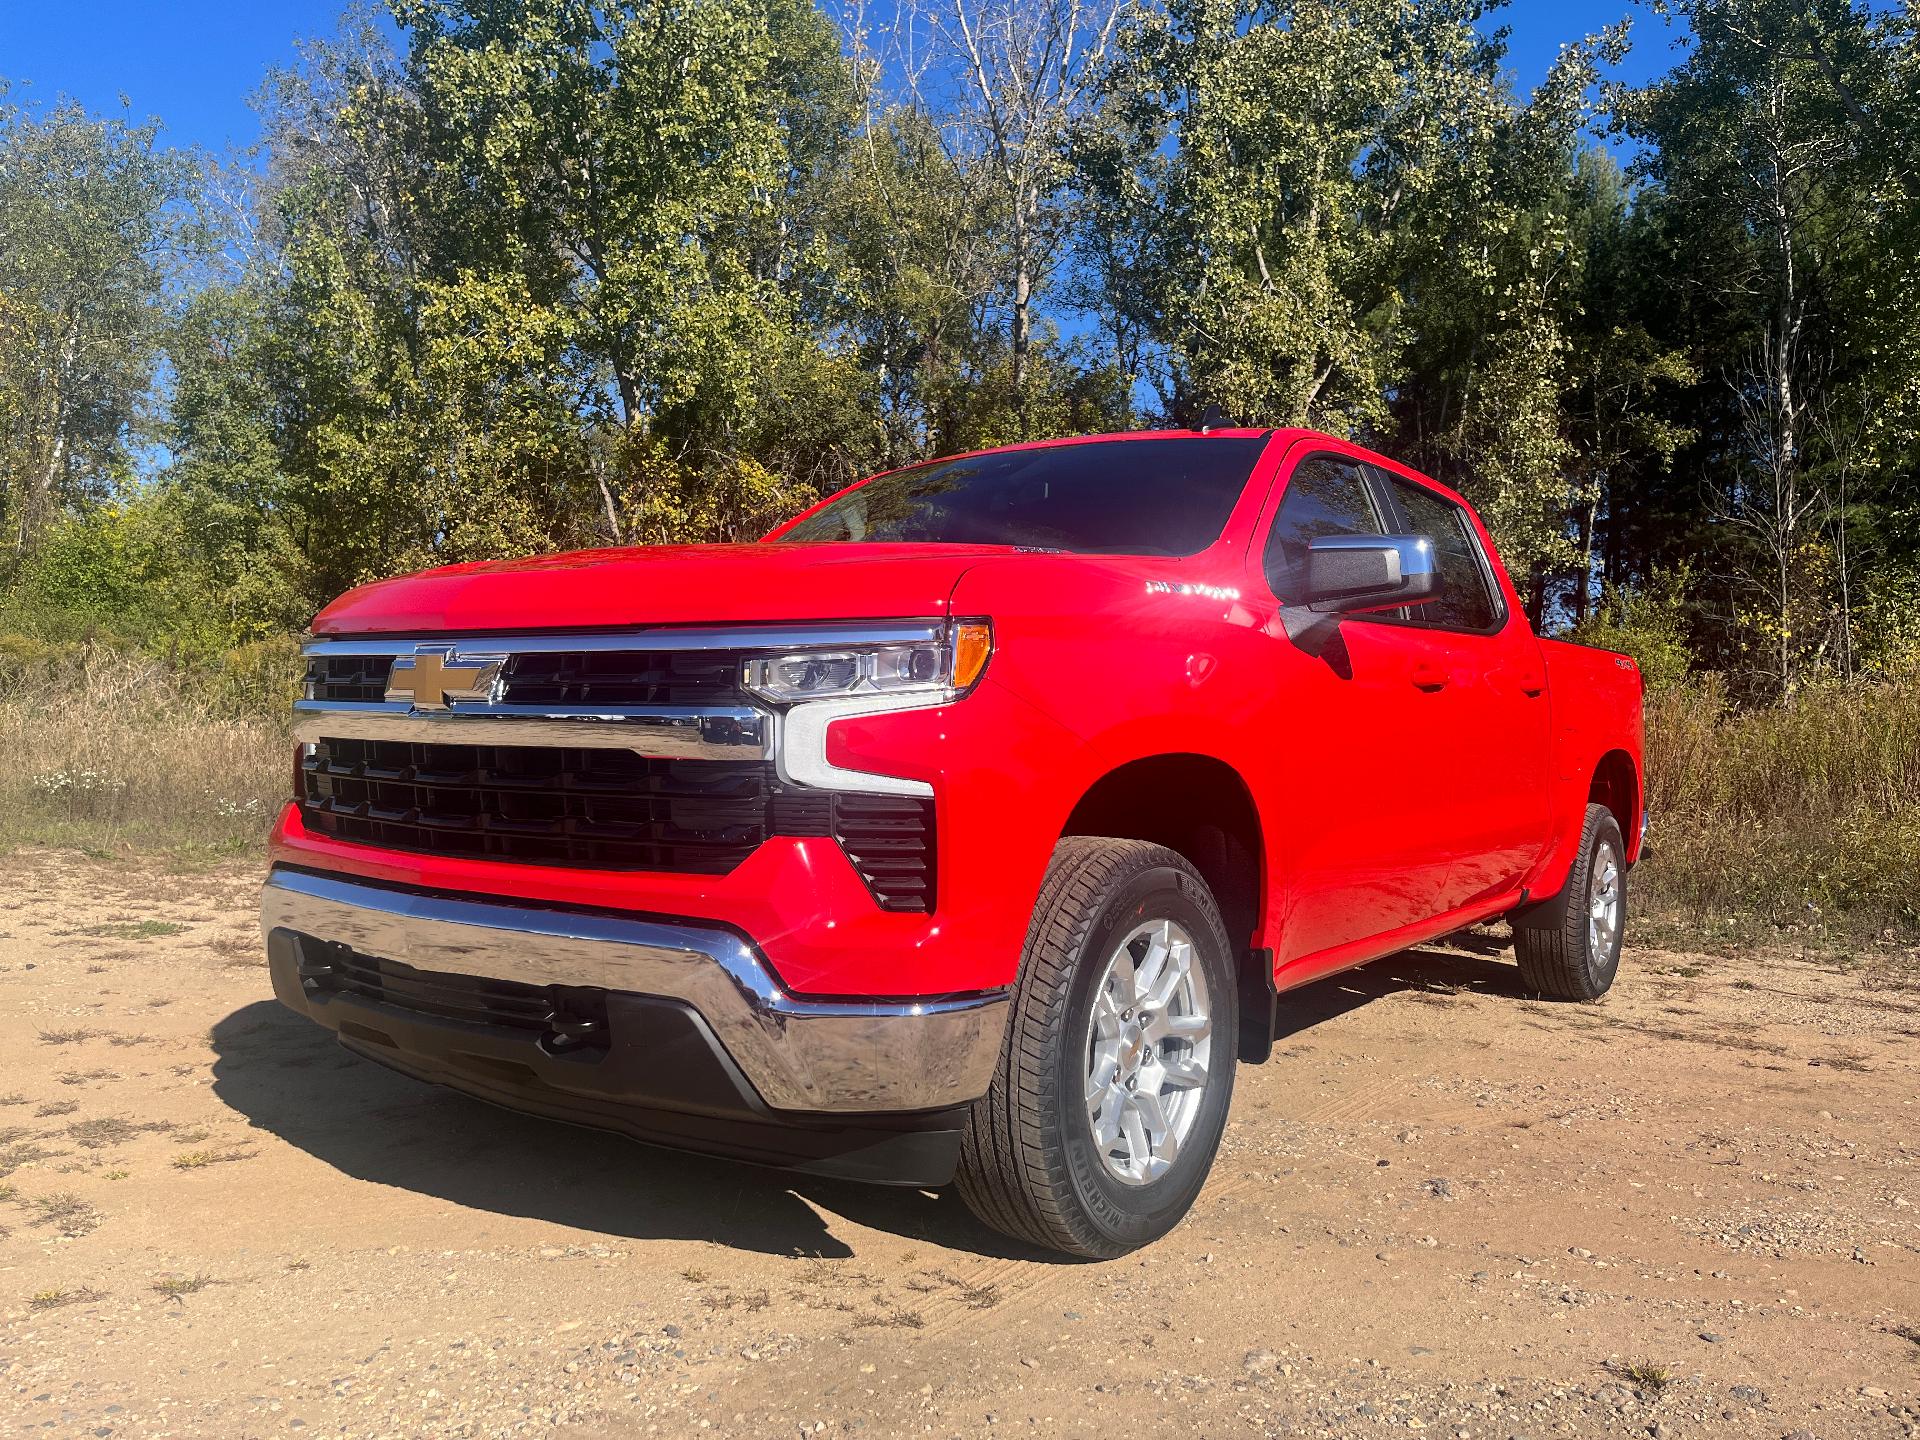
[259,867,1007,1115]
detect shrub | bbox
[1639,676,1920,939]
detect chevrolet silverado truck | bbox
[262,428,1644,1258]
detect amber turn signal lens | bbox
[951,622,992,690]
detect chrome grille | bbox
[302,649,747,707]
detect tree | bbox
[1618,0,1920,692]
[0,91,197,557]
[900,0,1131,419]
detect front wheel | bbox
[955,838,1238,1258]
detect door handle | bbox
[1517,669,1546,696]
[1410,660,1450,691]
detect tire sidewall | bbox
[1053,862,1237,1252]
[1583,811,1627,990]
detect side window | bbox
[1380,475,1500,631]
[1262,455,1384,604]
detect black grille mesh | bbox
[834,795,936,912]
[301,740,768,873]
[298,738,935,909]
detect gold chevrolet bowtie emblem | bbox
[385,646,505,710]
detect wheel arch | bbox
[1588,747,1642,862]
[1058,753,1276,1063]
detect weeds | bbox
[151,1273,217,1299]
[0,1141,61,1177]
[66,1116,171,1149]
[1611,1358,1674,1394]
[171,1146,254,1169]
[56,1069,119,1086]
[28,1192,101,1236]
[854,1307,926,1330]
[30,1286,106,1310]
[80,921,185,941]
[0,642,287,857]
[34,1100,79,1117]
[38,1028,101,1045]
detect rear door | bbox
[1366,468,1553,909]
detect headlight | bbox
[742,622,992,704]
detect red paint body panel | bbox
[282,428,1645,1001]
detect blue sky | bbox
[1,2,1683,156]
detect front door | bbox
[1250,448,1460,965]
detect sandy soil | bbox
[1,848,1916,1440]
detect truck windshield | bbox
[774,436,1268,556]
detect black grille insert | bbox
[301,740,771,873]
[298,738,938,908]
[834,796,937,912]
[305,654,393,703]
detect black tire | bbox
[955,838,1238,1259]
[1514,803,1627,1001]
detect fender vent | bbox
[832,795,936,913]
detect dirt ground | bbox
[1,850,1917,1440]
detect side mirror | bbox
[1304,534,1442,614]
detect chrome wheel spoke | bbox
[1118,1102,1152,1176]
[1083,916,1215,1188]
[1586,846,1622,956]
[1144,935,1190,1010]
[1146,1009,1211,1045]
[1131,925,1172,1003]
[1093,1094,1124,1150]
[1160,1054,1208,1090]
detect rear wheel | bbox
[955,838,1238,1258]
[1514,803,1626,1001]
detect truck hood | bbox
[311,542,1022,635]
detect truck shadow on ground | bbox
[207,942,1526,1261]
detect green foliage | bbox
[0,0,1914,703]
[1566,573,1695,693]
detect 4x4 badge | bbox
[385,646,506,710]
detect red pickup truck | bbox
[262,428,1644,1257]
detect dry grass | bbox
[0,642,287,860]
[1640,678,1920,945]
[151,1273,218,1299]
[66,1116,173,1149]
[27,1192,101,1236]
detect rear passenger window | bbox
[1263,456,1384,604]
[1380,476,1500,632]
